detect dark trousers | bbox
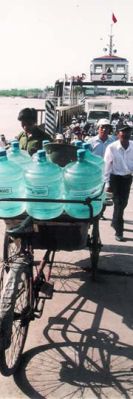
[110,174,132,236]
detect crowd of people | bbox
[55,112,133,242]
[1,107,132,243]
[61,110,133,144]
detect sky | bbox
[1,0,133,89]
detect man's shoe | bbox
[115,234,124,242]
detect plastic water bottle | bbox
[82,142,105,209]
[7,140,31,170]
[42,140,50,147]
[0,149,25,217]
[42,140,51,161]
[32,140,50,162]
[24,149,63,219]
[82,142,105,172]
[73,140,82,148]
[63,149,104,219]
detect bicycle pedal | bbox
[38,281,54,299]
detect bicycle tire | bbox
[0,261,30,376]
[3,232,22,264]
[90,246,100,281]
[89,219,101,281]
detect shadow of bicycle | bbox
[14,262,133,399]
[14,329,133,399]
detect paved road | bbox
[0,186,133,399]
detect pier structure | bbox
[37,102,84,131]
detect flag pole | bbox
[110,12,117,55]
[109,23,113,56]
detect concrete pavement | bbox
[0,185,133,398]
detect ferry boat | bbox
[90,25,129,83]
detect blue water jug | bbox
[0,149,25,217]
[24,149,63,220]
[82,142,105,172]
[42,140,50,147]
[42,140,52,162]
[63,149,104,219]
[73,140,82,148]
[7,140,31,170]
[82,143,106,208]
[32,140,50,162]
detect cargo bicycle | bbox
[0,144,104,376]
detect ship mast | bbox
[103,23,117,56]
[109,24,113,55]
[109,23,117,55]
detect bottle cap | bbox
[42,140,50,145]
[0,149,6,157]
[37,149,46,159]
[11,141,19,149]
[82,142,89,149]
[77,149,85,161]
[74,140,82,147]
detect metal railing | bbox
[36,101,85,129]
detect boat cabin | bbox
[90,55,128,83]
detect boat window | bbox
[94,65,102,73]
[89,111,110,119]
[116,65,125,73]
[105,65,114,72]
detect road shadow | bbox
[14,262,133,398]
[14,332,133,399]
[124,220,133,225]
[76,244,133,276]
[48,262,133,329]
[124,228,133,233]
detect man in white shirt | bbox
[88,118,115,220]
[104,124,133,241]
[88,118,115,157]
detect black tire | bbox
[3,232,22,264]
[90,244,100,281]
[0,262,30,376]
[90,219,101,281]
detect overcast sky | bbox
[1,0,133,89]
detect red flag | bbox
[112,13,117,23]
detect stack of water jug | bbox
[0,139,105,219]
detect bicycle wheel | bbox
[0,261,30,376]
[3,232,22,264]
[90,219,102,281]
[90,241,100,281]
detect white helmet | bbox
[97,118,111,127]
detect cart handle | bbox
[0,197,101,203]
[0,184,105,204]
[0,185,105,220]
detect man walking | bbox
[104,124,133,241]
[88,118,114,157]
[88,118,115,219]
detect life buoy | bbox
[101,74,106,81]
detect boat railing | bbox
[36,101,85,128]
